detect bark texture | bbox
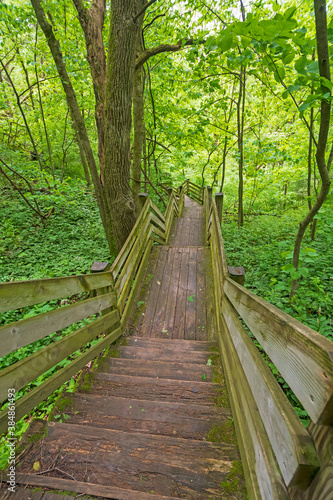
[104,0,145,251]
[132,64,145,215]
[72,0,107,181]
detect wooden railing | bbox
[199,186,333,500]
[0,189,184,434]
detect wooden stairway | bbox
[4,196,245,499]
[12,337,243,499]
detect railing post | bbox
[228,266,245,286]
[207,186,212,207]
[215,192,223,223]
[186,178,190,194]
[167,187,173,199]
[138,193,148,212]
[90,261,111,295]
[90,262,114,325]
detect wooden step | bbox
[63,393,231,440]
[92,373,224,405]
[115,345,213,364]
[18,421,239,498]
[103,358,214,382]
[12,473,182,500]
[126,337,217,351]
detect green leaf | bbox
[282,51,295,64]
[290,269,301,280]
[284,6,297,19]
[287,84,300,93]
[217,34,233,53]
[321,77,333,90]
[307,61,319,74]
[187,295,195,302]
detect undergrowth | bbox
[0,178,112,469]
[222,198,333,424]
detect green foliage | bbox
[0,178,111,285]
[222,198,333,422]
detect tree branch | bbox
[134,0,158,23]
[135,39,205,69]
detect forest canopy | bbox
[0,0,332,315]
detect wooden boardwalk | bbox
[133,196,216,341]
[2,196,244,499]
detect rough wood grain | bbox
[126,337,217,351]
[116,345,212,364]
[110,198,150,279]
[0,309,120,403]
[0,292,116,357]
[93,372,224,405]
[11,474,181,500]
[0,272,113,313]
[18,421,238,498]
[289,422,333,499]
[120,239,153,327]
[224,276,333,425]
[219,314,290,500]
[185,248,197,340]
[65,393,231,439]
[104,358,214,382]
[0,326,122,434]
[222,297,319,489]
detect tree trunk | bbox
[72,0,106,181]
[237,66,245,228]
[30,0,112,249]
[103,0,144,251]
[291,0,331,295]
[132,63,145,215]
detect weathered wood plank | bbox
[149,212,166,232]
[224,276,333,425]
[289,422,333,499]
[0,326,122,434]
[0,309,120,404]
[66,393,231,439]
[0,272,113,313]
[114,213,151,297]
[196,248,207,341]
[222,297,319,489]
[17,421,238,497]
[185,248,197,340]
[149,200,165,223]
[110,198,150,279]
[140,248,168,336]
[219,314,290,500]
[150,248,174,337]
[173,248,189,339]
[93,372,223,405]
[126,337,217,350]
[117,227,151,313]
[0,292,116,357]
[120,239,153,327]
[163,248,182,337]
[149,220,166,242]
[12,473,181,500]
[104,358,214,382]
[116,345,212,364]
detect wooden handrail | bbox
[0,189,184,435]
[205,197,333,497]
[0,271,113,313]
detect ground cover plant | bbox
[222,197,333,424]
